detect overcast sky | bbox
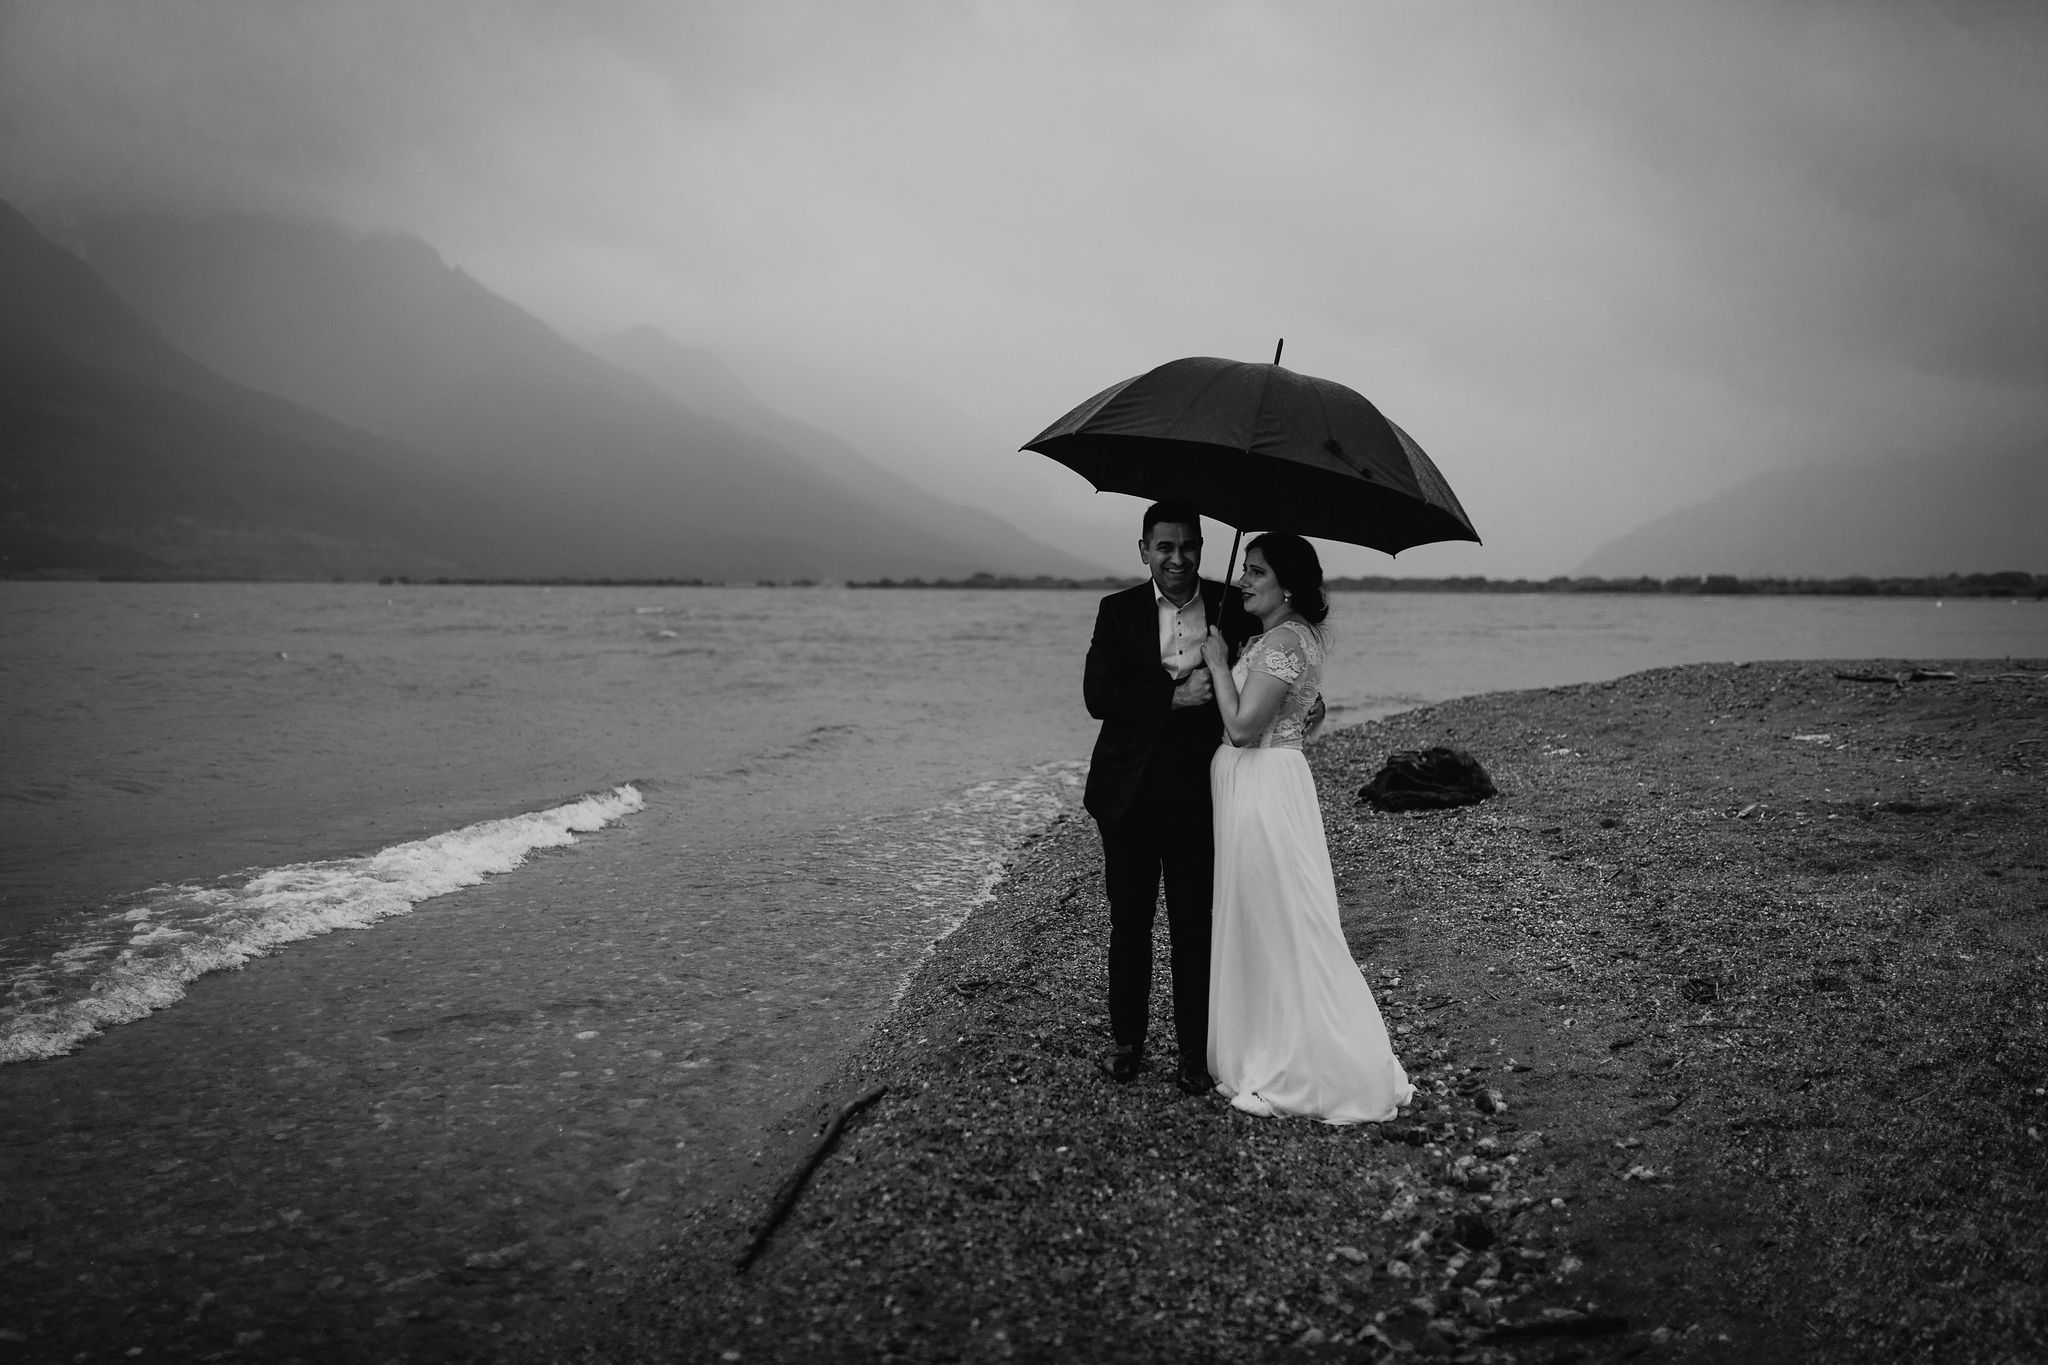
[4,0,2043,576]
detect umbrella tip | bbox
[1272,338,1284,366]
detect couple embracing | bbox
[1082,499,1414,1124]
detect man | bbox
[1082,499,1254,1095]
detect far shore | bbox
[846,571,2048,598]
[603,657,2047,1364]
[7,571,2045,598]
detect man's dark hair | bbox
[1141,498,1203,541]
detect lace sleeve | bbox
[1245,627,1308,684]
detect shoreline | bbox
[0,802,972,1364]
[607,657,2046,1364]
[0,748,1092,1362]
[8,575,2046,598]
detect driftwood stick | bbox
[735,1086,886,1273]
[1485,1313,1632,1342]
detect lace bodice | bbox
[1229,619,1324,749]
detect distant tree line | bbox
[339,571,2046,596]
[1321,571,2047,598]
[375,575,717,587]
[847,572,1141,590]
[848,570,2047,598]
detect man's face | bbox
[1140,521,1202,601]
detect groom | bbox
[1082,499,1254,1095]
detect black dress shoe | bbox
[1107,1043,1144,1083]
[1176,1062,1214,1096]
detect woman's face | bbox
[1236,547,1286,618]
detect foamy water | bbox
[794,757,1089,1000]
[0,786,644,1063]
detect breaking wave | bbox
[0,785,644,1064]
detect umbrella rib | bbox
[1233,361,1282,528]
[1303,377,1372,545]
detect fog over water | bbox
[3,1,2045,576]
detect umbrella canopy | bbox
[1021,355,1479,557]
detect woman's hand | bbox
[1199,625,1230,675]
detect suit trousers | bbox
[1098,744,1214,1061]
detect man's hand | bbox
[1170,668,1214,709]
[1306,695,1327,735]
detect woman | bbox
[1198,533,1413,1123]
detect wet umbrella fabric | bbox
[1021,355,1479,556]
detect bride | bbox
[1198,533,1414,1124]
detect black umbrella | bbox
[1021,345,1479,580]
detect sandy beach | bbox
[6,658,2043,1364]
[608,659,2046,1364]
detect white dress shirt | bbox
[1155,582,1208,680]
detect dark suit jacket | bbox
[1082,578,1254,825]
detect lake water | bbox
[4,582,2044,1067]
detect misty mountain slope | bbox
[0,199,543,579]
[591,326,1106,578]
[78,214,1083,580]
[0,202,215,385]
[1575,450,2048,578]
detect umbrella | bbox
[1021,345,1479,580]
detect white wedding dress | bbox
[1208,620,1414,1124]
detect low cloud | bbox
[4,0,2042,574]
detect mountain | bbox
[75,213,1093,581]
[0,199,537,579]
[588,326,1104,577]
[1574,450,2048,579]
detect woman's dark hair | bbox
[1247,532,1329,626]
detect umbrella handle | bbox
[1222,525,1243,596]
